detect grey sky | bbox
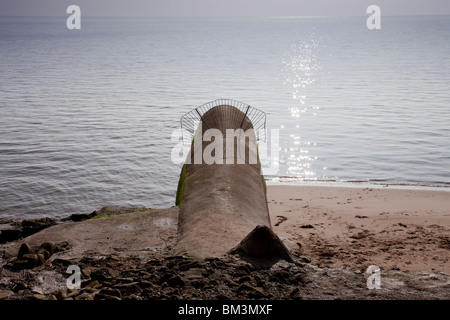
[1,0,450,17]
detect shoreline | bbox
[266,179,450,192]
[1,179,449,222]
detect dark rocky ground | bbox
[1,211,449,301]
[1,244,449,300]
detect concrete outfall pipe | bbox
[174,100,291,266]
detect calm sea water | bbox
[1,16,449,219]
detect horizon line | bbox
[1,13,450,19]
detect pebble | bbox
[17,243,32,258]
[94,293,121,301]
[74,292,94,300]
[167,275,185,288]
[98,288,122,299]
[0,290,14,300]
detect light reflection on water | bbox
[0,16,449,219]
[281,36,322,179]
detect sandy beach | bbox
[268,185,450,273]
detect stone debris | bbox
[3,241,69,271]
[1,247,449,300]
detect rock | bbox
[38,242,55,255]
[9,253,42,270]
[163,255,185,261]
[350,231,370,240]
[67,288,81,298]
[248,288,267,299]
[98,288,122,299]
[20,218,57,237]
[37,253,46,265]
[146,259,163,267]
[178,260,202,271]
[182,268,204,281]
[113,282,139,290]
[52,258,73,267]
[137,281,156,289]
[78,206,143,222]
[81,267,94,278]
[222,274,239,287]
[0,289,14,300]
[167,275,185,288]
[55,288,68,300]
[190,279,207,289]
[236,283,252,293]
[272,270,289,284]
[53,241,71,253]
[207,279,219,287]
[90,267,115,283]
[116,277,135,284]
[157,273,173,285]
[205,258,224,269]
[289,287,301,299]
[236,264,253,274]
[12,282,28,293]
[74,292,94,300]
[237,275,253,284]
[130,285,143,295]
[291,273,305,285]
[70,211,96,222]
[116,284,143,298]
[94,293,121,301]
[236,283,267,298]
[23,253,40,267]
[0,227,22,244]
[299,257,311,263]
[17,243,32,258]
[40,250,51,261]
[9,259,33,270]
[83,280,101,290]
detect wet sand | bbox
[268,185,450,273]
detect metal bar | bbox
[239,105,250,129]
[195,108,209,130]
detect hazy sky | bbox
[1,0,450,17]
